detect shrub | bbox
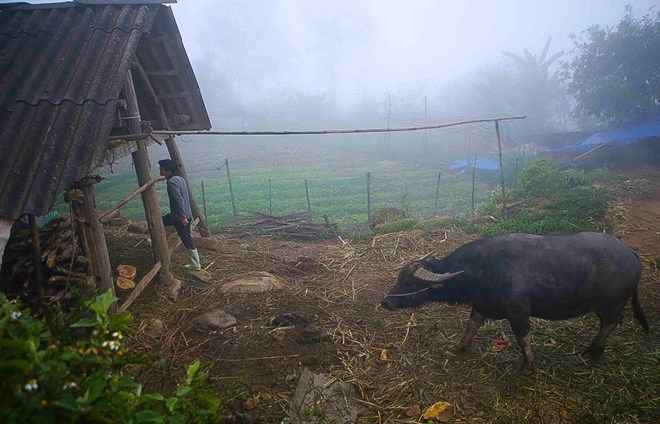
[0,291,225,423]
[517,159,569,198]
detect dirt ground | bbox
[108,170,660,423]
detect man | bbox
[158,159,201,270]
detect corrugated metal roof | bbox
[0,2,210,220]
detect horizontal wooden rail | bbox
[99,176,165,221]
[117,261,162,313]
[152,115,526,137]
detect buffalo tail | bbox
[632,288,649,332]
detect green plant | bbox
[0,291,225,423]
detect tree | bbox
[562,6,660,128]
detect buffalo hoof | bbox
[517,365,535,377]
[583,344,605,359]
[446,345,469,355]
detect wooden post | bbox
[225,158,237,222]
[135,58,211,238]
[495,120,507,211]
[28,214,46,308]
[268,179,273,215]
[304,179,311,214]
[124,70,175,296]
[201,180,208,223]
[471,153,477,217]
[366,172,372,223]
[79,183,116,311]
[434,171,442,216]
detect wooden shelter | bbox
[0,0,211,304]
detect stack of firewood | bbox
[229,212,336,239]
[1,217,91,296]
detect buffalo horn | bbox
[413,268,464,283]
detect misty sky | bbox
[170,0,657,105]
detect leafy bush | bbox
[516,158,570,198]
[0,291,225,423]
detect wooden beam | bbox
[79,183,116,311]
[99,176,165,221]
[124,70,176,297]
[117,261,162,313]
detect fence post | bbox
[495,120,507,211]
[366,172,372,223]
[304,179,311,214]
[268,179,273,215]
[201,180,207,223]
[471,153,477,217]
[434,171,442,216]
[225,158,238,222]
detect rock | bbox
[268,313,309,327]
[127,221,149,234]
[219,272,285,294]
[161,277,181,301]
[422,402,455,422]
[192,236,220,251]
[187,269,213,283]
[109,216,131,227]
[144,318,165,338]
[405,405,422,417]
[290,368,361,424]
[193,309,237,330]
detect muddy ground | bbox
[107,170,660,423]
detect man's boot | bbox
[184,248,201,270]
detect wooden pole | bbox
[304,179,311,214]
[124,70,175,296]
[201,180,208,223]
[268,179,273,215]
[495,120,507,211]
[153,115,526,136]
[79,183,116,311]
[471,153,477,217]
[28,214,46,308]
[135,59,211,238]
[366,172,372,223]
[99,176,164,221]
[434,171,442,216]
[225,158,237,222]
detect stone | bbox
[192,236,220,251]
[193,308,237,330]
[290,368,361,424]
[127,221,149,234]
[219,272,285,294]
[144,318,165,338]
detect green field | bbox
[64,133,513,232]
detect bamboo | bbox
[495,120,507,211]
[225,158,237,222]
[574,143,607,160]
[99,176,164,220]
[117,261,162,313]
[152,115,526,137]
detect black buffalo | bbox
[380,232,648,374]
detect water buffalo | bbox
[380,232,648,375]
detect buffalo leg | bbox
[585,312,620,358]
[509,315,534,375]
[449,309,485,353]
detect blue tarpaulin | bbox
[547,112,660,153]
[450,158,499,171]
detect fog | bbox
[168,0,656,134]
